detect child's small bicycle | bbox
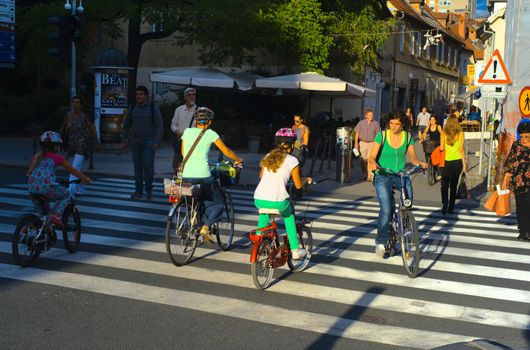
[12,180,82,267]
[248,182,314,290]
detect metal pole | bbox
[70,0,77,98]
[486,99,497,190]
[478,97,485,175]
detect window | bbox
[447,46,451,66]
[440,43,445,65]
[416,32,422,57]
[436,44,440,63]
[399,23,404,53]
[410,30,415,55]
[453,48,458,68]
[426,43,431,60]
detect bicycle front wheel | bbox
[165,202,197,266]
[287,226,313,272]
[62,204,81,253]
[251,238,274,290]
[427,158,436,186]
[215,190,234,251]
[12,214,42,267]
[400,210,421,278]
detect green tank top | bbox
[374,130,414,173]
[445,135,462,161]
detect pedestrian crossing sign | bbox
[478,49,512,84]
[519,86,530,117]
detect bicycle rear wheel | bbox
[165,202,198,266]
[287,226,313,272]
[12,214,42,267]
[401,210,421,278]
[62,204,81,253]
[215,190,234,251]
[251,238,274,290]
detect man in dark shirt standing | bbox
[121,86,163,200]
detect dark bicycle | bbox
[12,180,82,267]
[164,161,240,266]
[423,139,439,186]
[376,165,423,278]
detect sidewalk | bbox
[0,136,490,206]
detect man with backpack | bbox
[121,85,163,200]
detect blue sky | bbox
[477,0,489,17]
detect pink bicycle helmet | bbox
[39,131,63,144]
[275,128,297,145]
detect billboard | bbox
[0,0,15,68]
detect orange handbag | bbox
[430,146,446,167]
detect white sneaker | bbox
[375,244,386,258]
[291,248,307,260]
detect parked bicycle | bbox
[376,165,423,278]
[164,161,240,266]
[12,180,82,267]
[248,182,315,290]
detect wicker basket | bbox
[163,179,198,197]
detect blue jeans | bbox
[182,177,224,227]
[130,138,155,194]
[373,173,413,245]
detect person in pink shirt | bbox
[28,131,91,227]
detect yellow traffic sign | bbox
[519,86,530,117]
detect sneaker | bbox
[145,190,152,200]
[291,248,307,260]
[50,215,64,229]
[200,225,214,243]
[375,244,386,258]
[130,192,143,200]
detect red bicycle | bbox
[249,207,313,290]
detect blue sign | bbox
[0,0,15,67]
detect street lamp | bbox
[63,0,85,98]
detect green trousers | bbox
[254,198,299,250]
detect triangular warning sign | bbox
[478,49,512,84]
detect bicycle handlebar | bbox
[373,164,425,177]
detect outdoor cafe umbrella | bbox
[150,67,259,91]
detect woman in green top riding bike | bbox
[368,110,427,258]
[181,107,243,242]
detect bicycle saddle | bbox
[259,208,282,215]
[29,193,50,214]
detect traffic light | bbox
[69,15,82,45]
[48,15,71,64]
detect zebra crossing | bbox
[0,177,528,349]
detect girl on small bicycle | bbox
[368,110,427,258]
[254,128,312,260]
[27,131,91,227]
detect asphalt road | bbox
[0,166,528,350]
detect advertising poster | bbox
[95,71,129,144]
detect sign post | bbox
[477,49,512,189]
[0,0,15,68]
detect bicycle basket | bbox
[423,140,439,155]
[163,179,199,197]
[211,163,241,187]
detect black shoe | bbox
[442,206,447,215]
[145,190,152,200]
[448,205,454,214]
[130,192,143,200]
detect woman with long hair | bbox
[254,128,312,259]
[440,115,466,215]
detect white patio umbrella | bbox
[150,67,259,91]
[255,72,375,97]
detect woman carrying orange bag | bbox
[502,119,530,241]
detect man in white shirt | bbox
[416,106,431,139]
[171,87,197,171]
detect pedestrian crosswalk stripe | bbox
[1,243,528,331]
[0,262,476,349]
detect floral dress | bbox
[28,152,70,216]
[504,140,530,194]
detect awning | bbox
[255,72,375,98]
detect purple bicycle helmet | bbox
[193,107,214,122]
[275,128,297,145]
[39,131,63,144]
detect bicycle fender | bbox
[250,242,261,263]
